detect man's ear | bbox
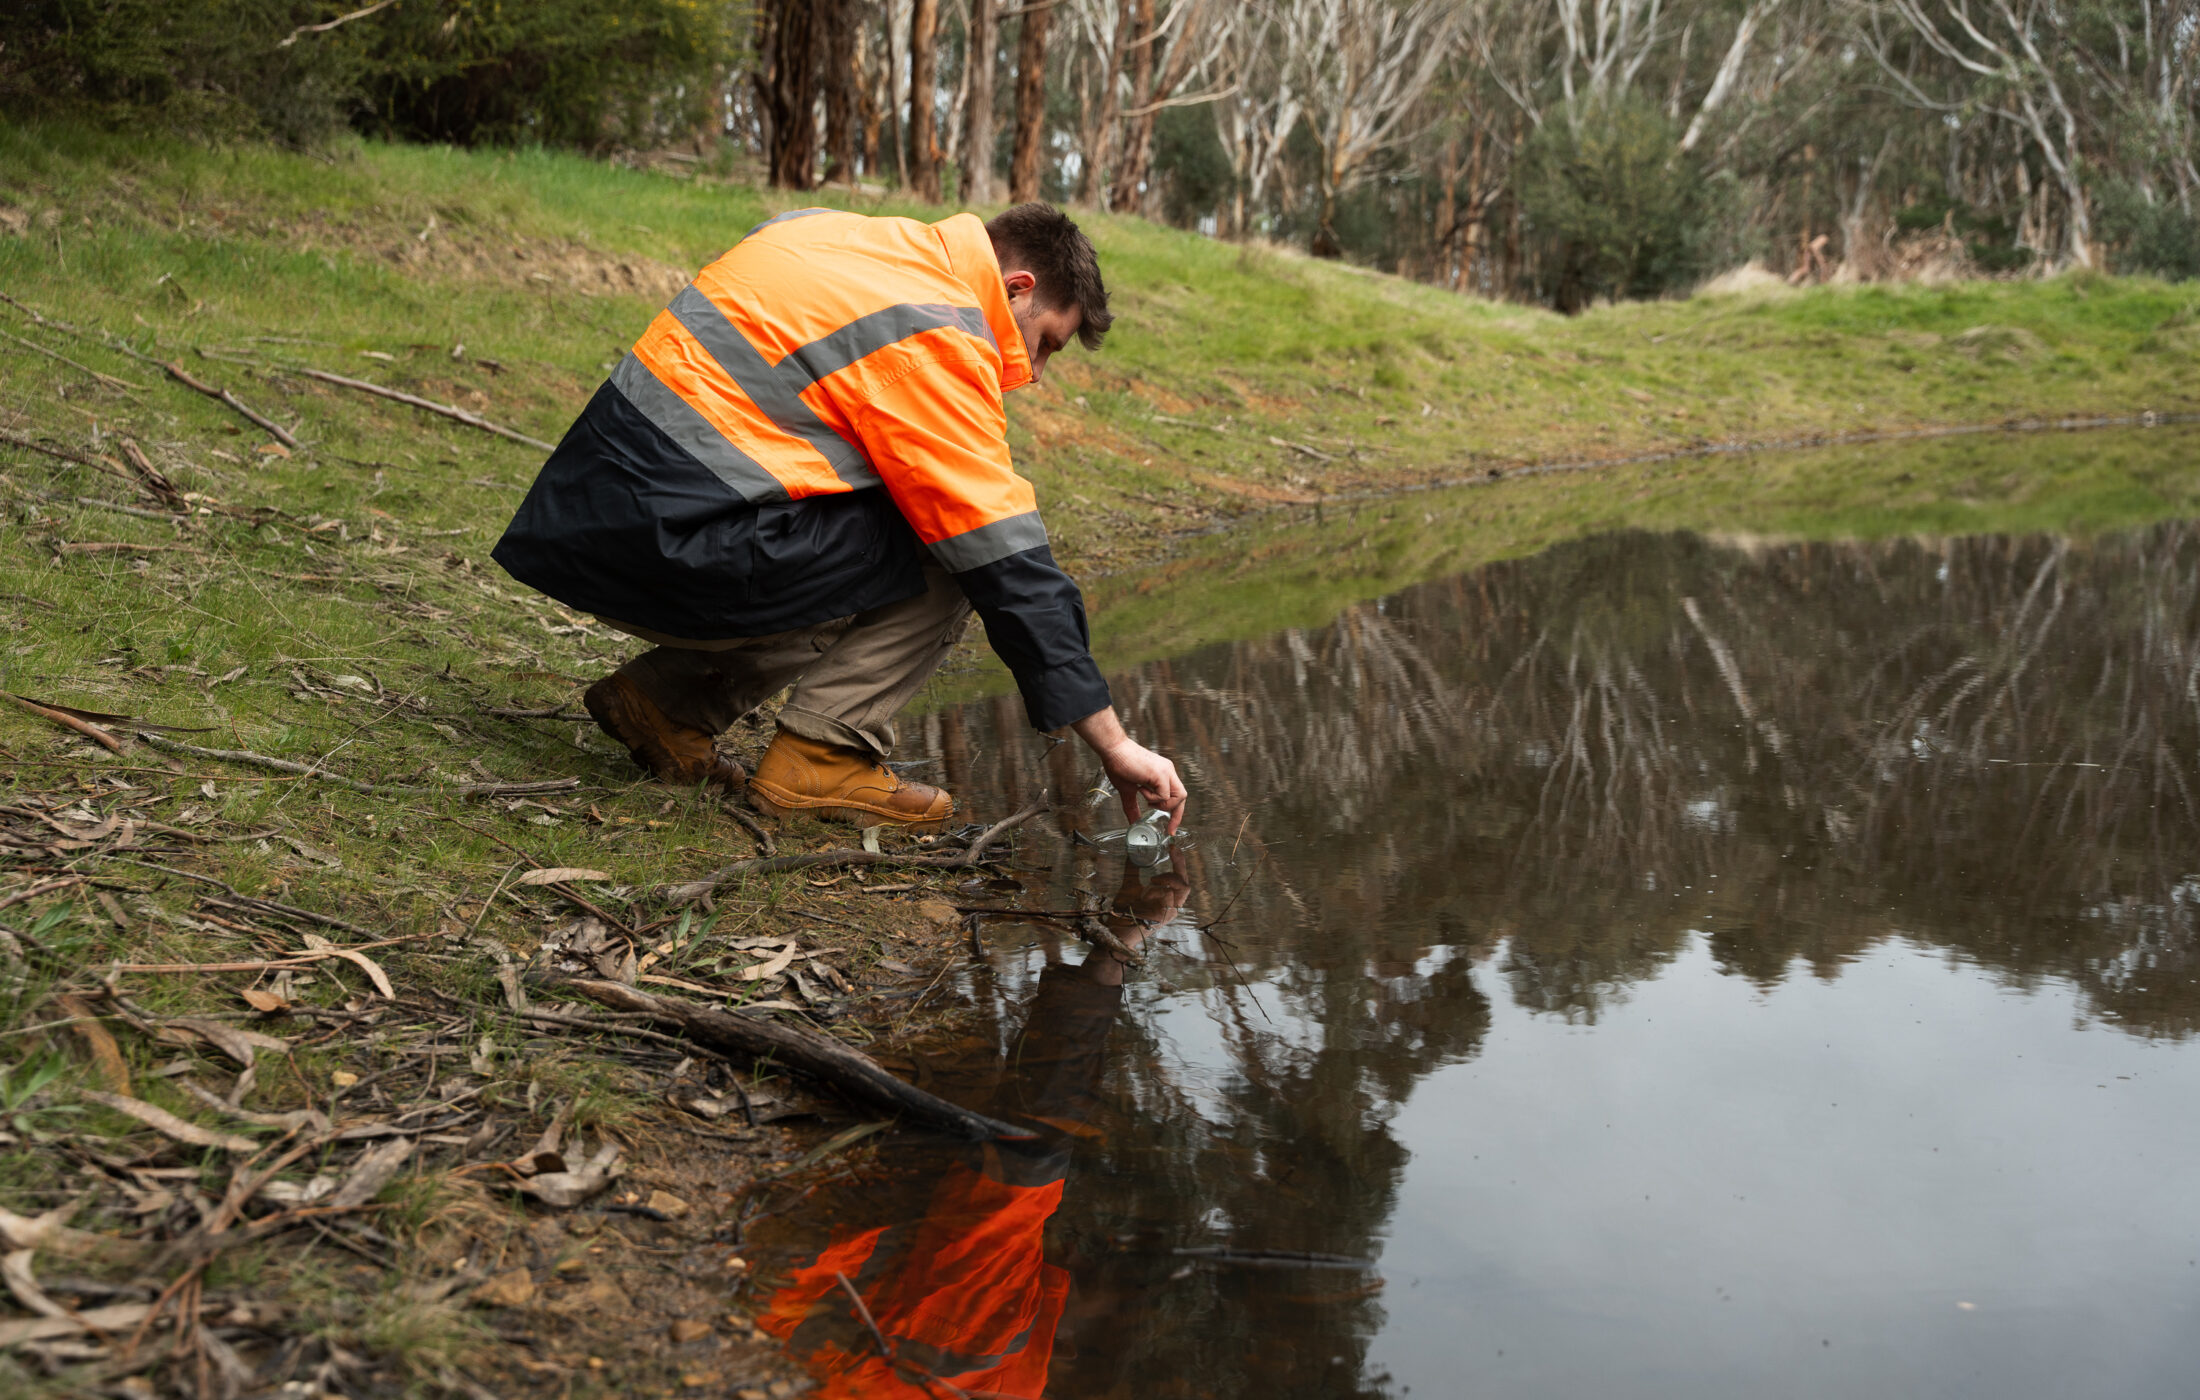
[1002,268,1037,301]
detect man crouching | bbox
[492,202,1184,835]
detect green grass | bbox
[1035,422,2200,687]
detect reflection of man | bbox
[761,871,1188,1398]
[493,204,1184,835]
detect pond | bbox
[746,436,2200,1399]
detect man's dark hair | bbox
[985,202,1113,352]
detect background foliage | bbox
[4,0,2196,303]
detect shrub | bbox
[1518,98,1720,313]
[0,0,737,150]
[353,0,733,149]
[0,1,360,143]
[2096,183,2200,281]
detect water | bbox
[747,517,2200,1398]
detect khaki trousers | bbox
[597,564,971,758]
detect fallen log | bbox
[556,977,1033,1141]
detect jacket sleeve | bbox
[852,357,1112,732]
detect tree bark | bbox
[910,0,945,201]
[1110,0,1157,213]
[756,0,821,190]
[885,0,909,188]
[963,0,999,203]
[1312,170,1342,259]
[856,18,882,177]
[1074,11,1128,206]
[820,0,859,184]
[1009,0,1053,202]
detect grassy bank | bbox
[2,123,2197,573]
[1008,422,2200,692]
[1,122,2198,1396]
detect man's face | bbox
[1003,269,1083,388]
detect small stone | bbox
[648,1189,692,1220]
[550,1278,632,1317]
[669,1319,713,1343]
[472,1269,535,1309]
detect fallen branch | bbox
[2,690,121,752]
[82,1090,258,1153]
[664,801,1048,906]
[164,361,301,450]
[555,978,1032,1141]
[726,804,777,855]
[1268,435,1337,463]
[72,495,185,522]
[110,443,184,520]
[113,861,383,940]
[135,731,581,798]
[0,431,140,490]
[105,927,433,976]
[0,1301,154,1349]
[286,366,556,452]
[481,703,583,720]
[57,541,206,555]
[0,327,142,390]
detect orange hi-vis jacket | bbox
[492,209,1110,731]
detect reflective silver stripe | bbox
[743,207,836,239]
[608,355,788,504]
[667,285,880,490]
[929,510,1049,572]
[780,303,996,390]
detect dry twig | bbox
[0,327,142,389]
[163,362,301,450]
[284,366,556,452]
[135,731,581,798]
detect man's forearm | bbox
[1070,706,1131,756]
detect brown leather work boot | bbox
[583,674,746,790]
[746,730,952,831]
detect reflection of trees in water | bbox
[933,521,2200,1043]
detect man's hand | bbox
[1070,707,1187,834]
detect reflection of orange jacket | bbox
[762,1163,1070,1399]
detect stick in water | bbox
[557,977,1034,1141]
